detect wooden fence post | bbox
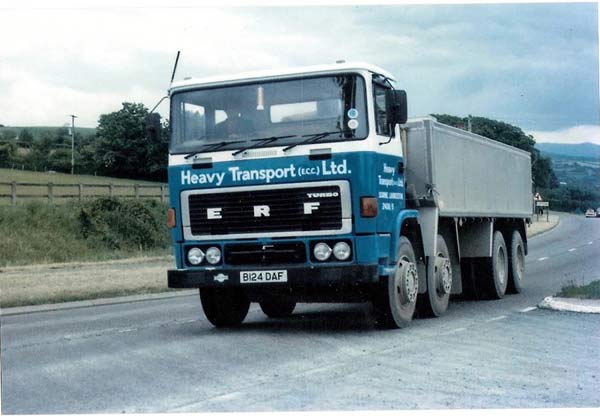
[109,183,114,198]
[11,181,16,206]
[134,184,139,199]
[48,182,54,204]
[160,185,165,203]
[79,184,84,201]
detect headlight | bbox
[187,247,204,265]
[313,242,332,261]
[205,246,221,265]
[333,242,351,260]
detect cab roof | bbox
[169,61,395,94]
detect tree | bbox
[27,133,53,171]
[19,128,34,147]
[48,149,73,173]
[0,143,15,165]
[95,102,167,181]
[54,126,70,146]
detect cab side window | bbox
[373,83,390,136]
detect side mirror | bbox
[145,113,162,141]
[385,89,408,128]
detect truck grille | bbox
[186,184,344,237]
[182,181,352,239]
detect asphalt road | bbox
[2,213,599,413]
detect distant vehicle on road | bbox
[585,208,597,218]
[148,62,533,329]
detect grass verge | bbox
[557,280,600,300]
[0,257,176,308]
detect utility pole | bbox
[467,114,472,132]
[68,114,77,174]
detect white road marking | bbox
[538,257,548,261]
[568,248,576,252]
[520,306,537,313]
[441,327,467,335]
[486,315,507,322]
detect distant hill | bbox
[536,142,600,193]
[536,142,600,160]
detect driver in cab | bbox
[214,107,255,139]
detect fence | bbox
[0,181,169,206]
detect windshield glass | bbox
[170,74,367,154]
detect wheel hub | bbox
[435,256,452,295]
[397,260,418,305]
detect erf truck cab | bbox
[155,62,532,329]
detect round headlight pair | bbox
[313,241,351,261]
[187,247,221,265]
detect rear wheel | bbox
[481,231,509,299]
[372,236,419,329]
[259,297,296,318]
[200,287,250,328]
[507,230,525,294]
[418,234,452,317]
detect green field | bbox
[0,169,168,204]
[0,168,161,185]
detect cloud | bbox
[529,125,600,146]
[0,2,598,132]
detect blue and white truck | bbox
[154,62,533,328]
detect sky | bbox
[1,0,599,145]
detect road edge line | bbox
[528,214,561,239]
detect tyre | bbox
[259,297,296,318]
[199,287,250,328]
[418,234,452,317]
[481,231,509,299]
[372,236,419,329]
[507,230,525,294]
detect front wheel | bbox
[259,297,296,318]
[372,236,419,329]
[200,288,250,328]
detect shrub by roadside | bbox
[79,198,169,251]
[0,198,170,267]
[557,280,600,300]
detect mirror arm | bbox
[150,95,168,114]
[379,123,396,145]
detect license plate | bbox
[240,270,288,284]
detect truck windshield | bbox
[170,74,368,154]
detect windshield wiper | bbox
[282,130,353,152]
[184,140,246,159]
[232,135,297,156]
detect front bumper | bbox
[168,264,379,290]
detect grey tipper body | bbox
[404,117,532,218]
